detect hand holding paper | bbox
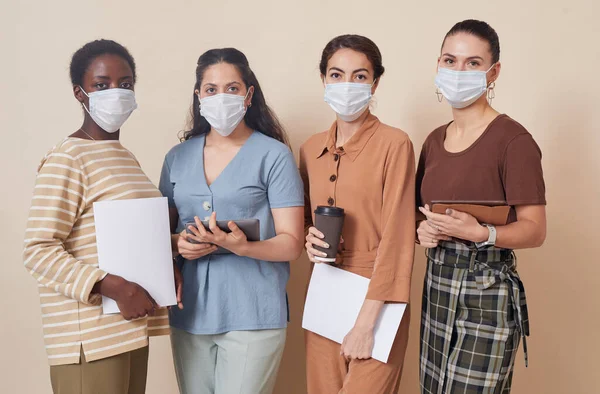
[340,299,383,360]
[93,275,158,320]
[94,197,177,315]
[302,263,406,363]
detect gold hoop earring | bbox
[435,88,443,103]
[487,82,496,105]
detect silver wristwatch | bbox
[475,224,497,249]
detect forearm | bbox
[366,138,416,302]
[425,206,546,250]
[238,233,303,262]
[171,234,180,256]
[494,218,546,249]
[354,299,385,329]
[168,207,180,256]
[24,242,107,304]
[92,273,127,299]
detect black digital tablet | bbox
[184,219,260,255]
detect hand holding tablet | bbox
[430,200,510,226]
[185,214,260,255]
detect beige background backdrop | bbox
[2,0,598,393]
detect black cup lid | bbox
[314,205,345,217]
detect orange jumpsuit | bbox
[299,113,416,394]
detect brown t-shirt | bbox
[416,114,546,223]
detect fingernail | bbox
[446,209,453,215]
[324,243,330,248]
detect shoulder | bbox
[249,133,296,169]
[36,138,89,174]
[38,138,86,167]
[423,123,447,148]
[300,130,328,156]
[372,123,416,169]
[252,132,292,156]
[52,137,114,157]
[164,135,203,161]
[48,137,77,156]
[374,121,413,148]
[491,115,532,140]
[49,138,139,165]
[488,115,541,155]
[246,133,299,184]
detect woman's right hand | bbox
[417,205,452,248]
[305,226,339,263]
[94,274,158,321]
[115,280,159,320]
[177,229,218,260]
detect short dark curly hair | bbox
[69,39,136,86]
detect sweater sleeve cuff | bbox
[366,276,411,303]
[81,268,108,305]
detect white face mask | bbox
[434,64,495,109]
[324,81,374,122]
[199,92,249,137]
[80,87,137,133]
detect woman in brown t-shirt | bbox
[300,35,416,393]
[416,20,547,394]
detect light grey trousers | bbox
[171,327,287,394]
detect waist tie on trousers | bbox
[427,247,531,367]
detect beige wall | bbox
[1,0,598,393]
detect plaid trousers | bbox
[420,242,529,394]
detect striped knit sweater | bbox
[23,137,169,366]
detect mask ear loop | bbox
[435,66,444,102]
[368,79,378,102]
[78,86,92,115]
[244,88,252,108]
[486,64,497,105]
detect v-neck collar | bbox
[200,131,255,191]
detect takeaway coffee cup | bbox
[313,206,345,263]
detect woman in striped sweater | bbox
[23,39,176,394]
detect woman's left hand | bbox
[418,205,488,243]
[340,326,374,361]
[170,262,184,310]
[187,212,249,256]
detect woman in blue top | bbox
[159,48,305,394]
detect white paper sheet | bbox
[302,263,406,363]
[94,197,176,314]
